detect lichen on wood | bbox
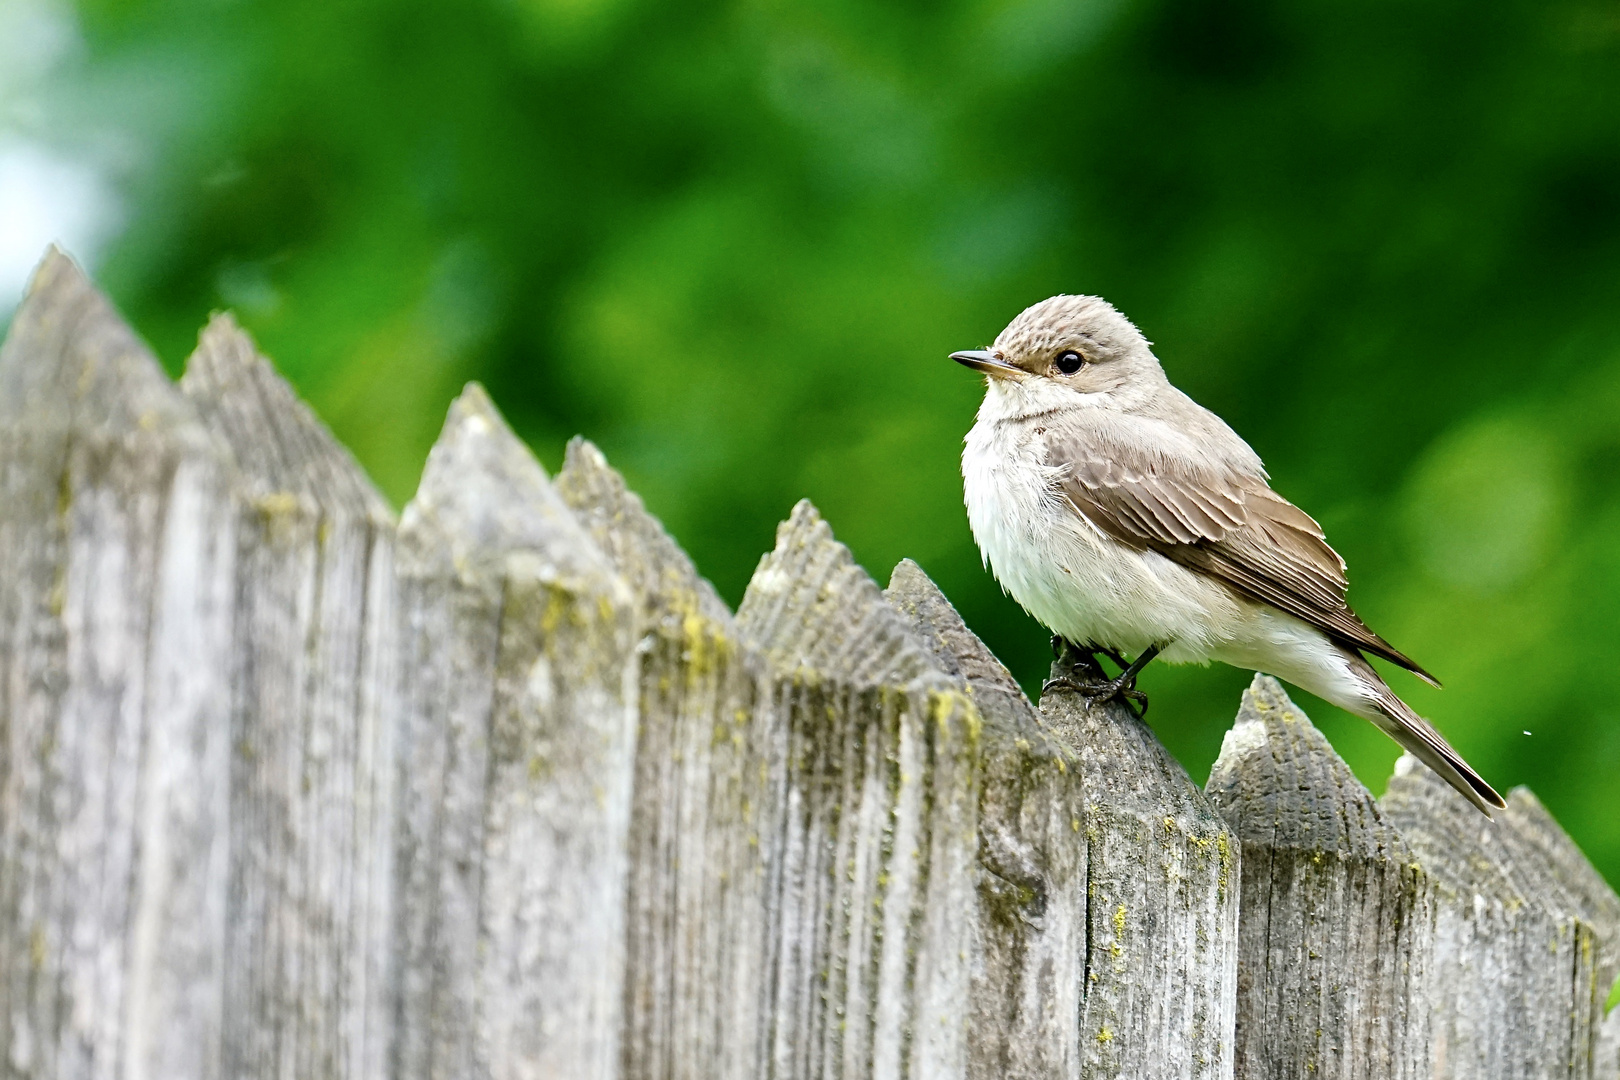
[1496,787,1620,1079]
[0,249,236,1079]
[1,246,1615,1080]
[1039,646,1238,1080]
[885,559,1087,1080]
[556,438,775,1080]
[391,386,638,1080]
[181,314,400,1080]
[737,503,980,1080]
[1207,675,1433,1080]
[1385,754,1598,1079]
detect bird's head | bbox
[951,294,1166,409]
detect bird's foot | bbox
[1041,640,1161,718]
[1039,672,1150,717]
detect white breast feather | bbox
[963,379,1246,662]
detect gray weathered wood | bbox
[736,502,981,1080]
[1384,754,1597,1078]
[180,315,399,1080]
[1497,788,1620,1079]
[4,246,1619,1080]
[1207,675,1432,1080]
[555,438,775,1080]
[0,249,235,1079]
[884,559,1088,1080]
[391,385,639,1080]
[1038,645,1239,1079]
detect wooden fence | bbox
[0,247,1616,1080]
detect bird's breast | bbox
[962,416,1061,573]
[963,415,1104,629]
[961,414,1244,656]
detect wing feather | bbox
[1047,424,1438,685]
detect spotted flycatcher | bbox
[955,294,1502,815]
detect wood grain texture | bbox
[884,560,1088,1080]
[0,250,235,1079]
[1036,647,1237,1075]
[1036,644,1238,1080]
[555,438,775,1080]
[391,385,638,1080]
[1384,754,1598,1079]
[5,247,1620,1080]
[1497,788,1620,1079]
[180,315,399,1080]
[736,503,980,1080]
[1207,675,1432,1080]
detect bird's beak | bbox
[950,349,1021,378]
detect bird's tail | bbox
[1344,652,1504,817]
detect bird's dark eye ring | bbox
[1054,350,1084,375]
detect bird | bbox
[953,294,1504,816]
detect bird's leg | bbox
[1094,644,1161,688]
[1115,643,1162,690]
[1103,643,1162,716]
[1095,645,1132,674]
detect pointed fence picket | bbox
[0,249,1615,1080]
[1208,677,1435,1080]
[181,314,399,1080]
[1385,750,1596,1079]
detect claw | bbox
[1041,641,1161,718]
[1039,672,1150,718]
[1040,674,1087,697]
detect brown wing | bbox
[1050,429,1440,686]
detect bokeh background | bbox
[2,0,1618,887]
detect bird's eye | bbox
[1054,350,1084,375]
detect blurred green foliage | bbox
[14,0,1620,882]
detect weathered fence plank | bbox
[884,559,1088,1080]
[555,438,775,1080]
[180,315,399,1080]
[1037,644,1239,1079]
[0,250,235,1079]
[736,503,981,1080]
[1384,753,1598,1079]
[2,247,1618,1080]
[391,386,638,1080]
[1207,675,1433,1080]
[1497,789,1620,1079]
